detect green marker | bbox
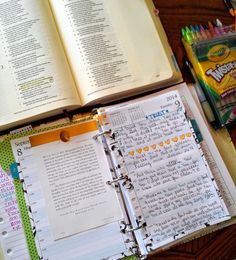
[181,27,187,40]
[183,26,193,44]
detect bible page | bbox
[98,90,231,250]
[0,0,81,130]
[49,0,174,105]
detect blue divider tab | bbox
[10,163,20,180]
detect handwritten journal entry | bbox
[99,91,230,248]
[0,167,29,260]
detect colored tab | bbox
[190,120,203,142]
[10,163,20,180]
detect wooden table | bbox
[147,0,236,259]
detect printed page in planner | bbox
[10,121,136,260]
[28,121,123,240]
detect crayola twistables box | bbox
[183,31,236,127]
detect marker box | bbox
[182,24,236,127]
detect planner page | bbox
[0,167,30,260]
[10,121,135,260]
[29,121,123,240]
[98,89,231,250]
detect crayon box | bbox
[182,24,236,127]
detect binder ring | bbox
[124,225,143,232]
[139,254,147,260]
[93,130,112,140]
[106,175,128,185]
[124,221,146,233]
[124,238,136,244]
[145,242,154,252]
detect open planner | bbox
[0,83,236,259]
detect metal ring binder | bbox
[106,175,128,185]
[124,238,136,244]
[145,242,154,252]
[93,130,112,140]
[124,225,144,233]
[139,254,147,260]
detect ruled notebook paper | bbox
[0,167,30,260]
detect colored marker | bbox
[190,25,200,42]
[185,26,194,44]
[213,24,221,36]
[181,27,192,44]
[194,25,200,32]
[215,19,225,34]
[208,21,217,37]
[181,27,186,38]
[215,18,223,27]
[224,0,235,16]
[195,25,206,40]
[199,25,208,40]
[193,25,200,40]
[184,57,216,126]
[231,0,236,30]
[202,24,212,39]
[189,25,196,41]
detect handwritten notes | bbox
[100,91,230,248]
[30,123,123,240]
[0,172,21,232]
[0,167,29,260]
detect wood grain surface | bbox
[147,1,236,259]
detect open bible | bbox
[0,0,181,131]
[1,83,235,259]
